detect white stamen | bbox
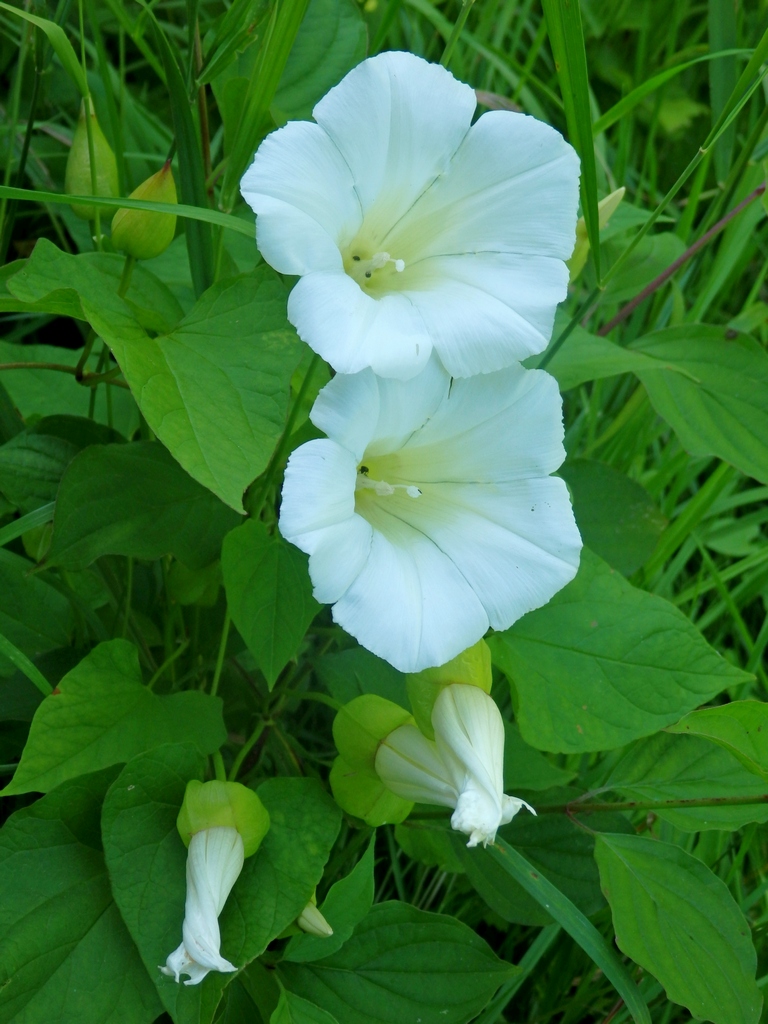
[359,252,406,278]
[356,473,421,498]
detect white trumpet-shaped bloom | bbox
[279,358,581,672]
[161,827,244,986]
[241,51,580,380]
[375,684,534,846]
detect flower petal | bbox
[312,51,476,243]
[303,517,374,604]
[365,355,449,455]
[398,252,569,373]
[387,110,580,262]
[391,364,566,483]
[163,828,244,985]
[396,477,581,629]
[374,723,457,806]
[288,271,431,379]
[332,510,489,672]
[241,120,361,274]
[432,685,507,847]
[310,369,381,458]
[280,439,358,541]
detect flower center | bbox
[356,465,421,499]
[344,250,405,290]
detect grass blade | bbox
[0,1,88,97]
[541,0,600,280]
[220,0,311,210]
[0,185,254,236]
[0,504,55,550]
[485,838,651,1024]
[147,11,214,297]
[708,0,738,182]
[0,631,52,696]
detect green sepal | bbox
[332,693,413,773]
[176,778,270,857]
[330,755,413,827]
[406,640,492,740]
[330,695,414,826]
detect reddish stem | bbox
[598,183,766,336]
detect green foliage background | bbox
[1,0,768,1022]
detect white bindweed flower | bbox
[375,684,534,846]
[161,827,244,985]
[240,51,580,380]
[279,358,581,673]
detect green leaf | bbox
[595,833,762,1024]
[272,991,339,1024]
[102,747,341,1024]
[47,442,240,570]
[503,723,575,791]
[0,767,162,1024]
[531,320,657,391]
[541,0,600,278]
[395,822,465,873]
[2,639,226,795]
[631,326,768,485]
[559,460,667,576]
[315,648,408,707]
[668,701,768,782]
[0,433,76,511]
[0,549,71,674]
[608,732,768,831]
[273,0,367,121]
[488,549,751,752]
[223,519,319,686]
[482,838,651,1024]
[0,415,124,513]
[0,2,88,97]
[7,243,301,511]
[285,834,375,963]
[280,901,516,1024]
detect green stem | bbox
[212,750,227,782]
[78,0,101,251]
[117,253,137,297]
[228,718,269,781]
[538,793,768,814]
[146,640,189,690]
[247,354,322,519]
[210,609,231,697]
[74,328,97,380]
[440,0,476,68]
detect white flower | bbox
[161,827,244,985]
[375,684,534,846]
[279,358,581,673]
[240,51,580,381]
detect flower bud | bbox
[567,187,625,282]
[65,99,119,221]
[297,892,333,938]
[111,161,178,260]
[406,639,491,740]
[162,780,270,986]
